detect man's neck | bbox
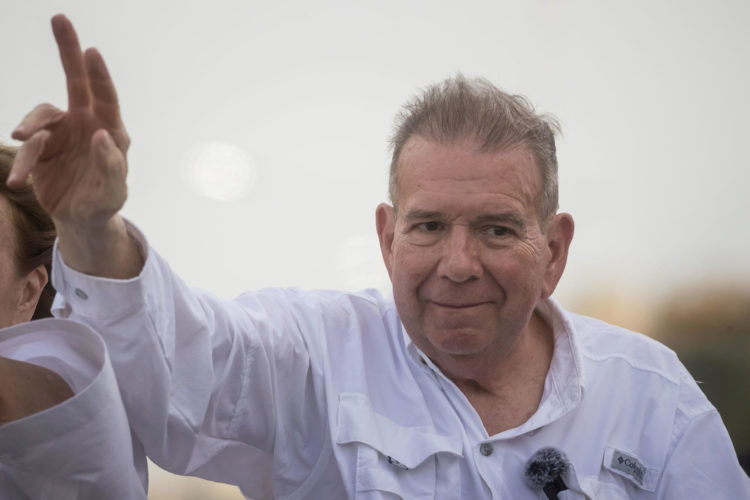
[440,311,555,435]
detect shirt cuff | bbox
[50,219,151,322]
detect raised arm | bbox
[8,14,141,279]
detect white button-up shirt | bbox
[51,224,750,499]
[0,319,147,499]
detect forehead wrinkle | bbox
[395,137,543,220]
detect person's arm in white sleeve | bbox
[11,15,325,498]
[50,225,320,498]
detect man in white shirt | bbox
[9,14,750,499]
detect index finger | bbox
[51,14,91,110]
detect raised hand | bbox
[9,15,142,278]
[10,14,128,227]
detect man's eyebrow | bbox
[402,209,444,221]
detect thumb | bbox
[89,128,128,216]
[91,128,126,175]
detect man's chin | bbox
[423,329,492,357]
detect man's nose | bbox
[436,226,483,283]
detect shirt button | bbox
[75,288,89,300]
[480,443,494,456]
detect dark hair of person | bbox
[0,143,56,319]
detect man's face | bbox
[376,136,572,370]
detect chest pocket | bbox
[336,393,462,500]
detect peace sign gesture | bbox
[9,15,142,278]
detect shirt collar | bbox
[533,298,585,426]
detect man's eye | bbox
[485,226,510,237]
[417,221,442,232]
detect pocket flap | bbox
[336,393,463,469]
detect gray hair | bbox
[389,75,560,223]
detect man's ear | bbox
[375,203,396,278]
[15,264,48,322]
[541,213,574,299]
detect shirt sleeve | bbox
[654,367,750,498]
[50,221,325,499]
[0,319,147,500]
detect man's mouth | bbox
[430,301,490,309]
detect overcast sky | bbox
[2,0,749,306]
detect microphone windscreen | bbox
[524,447,570,488]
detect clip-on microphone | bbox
[524,447,571,500]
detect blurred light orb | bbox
[185,141,257,201]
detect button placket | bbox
[474,441,503,498]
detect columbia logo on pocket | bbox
[612,450,645,484]
[387,456,409,470]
